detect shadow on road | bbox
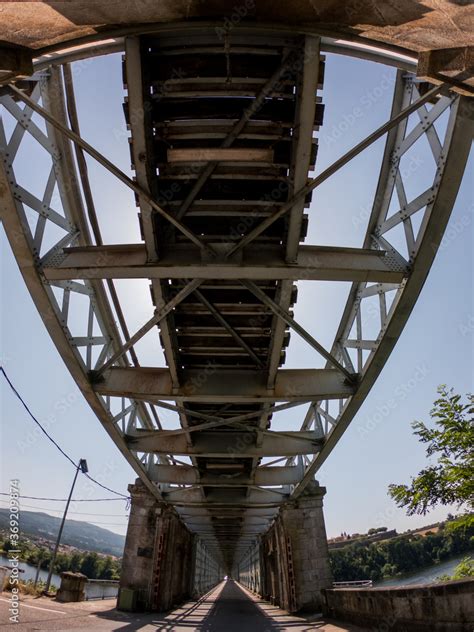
[94,581,357,631]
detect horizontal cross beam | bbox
[167,148,274,162]
[178,507,277,517]
[9,84,217,257]
[184,517,270,526]
[42,243,407,283]
[164,487,288,503]
[149,463,304,485]
[93,367,355,403]
[126,429,322,456]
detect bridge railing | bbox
[84,579,119,601]
[332,580,373,588]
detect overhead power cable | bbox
[0,497,128,517]
[0,367,130,500]
[0,493,127,503]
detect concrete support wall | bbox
[322,580,474,631]
[193,538,222,597]
[261,482,333,612]
[234,542,262,594]
[118,480,195,611]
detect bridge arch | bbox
[0,14,472,612]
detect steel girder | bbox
[125,429,322,457]
[0,70,167,501]
[0,36,472,574]
[289,74,473,497]
[42,243,408,283]
[148,462,305,486]
[93,367,355,403]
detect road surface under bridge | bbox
[0,581,365,631]
[0,5,472,619]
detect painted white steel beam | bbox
[126,429,322,456]
[164,487,288,504]
[291,94,474,498]
[149,463,304,486]
[42,243,407,283]
[93,367,356,403]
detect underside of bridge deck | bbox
[118,29,330,583]
[0,12,472,617]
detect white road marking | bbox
[0,597,67,614]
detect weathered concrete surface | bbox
[0,1,472,56]
[262,482,333,612]
[56,571,87,602]
[117,480,158,610]
[323,579,474,631]
[118,479,194,612]
[417,46,474,95]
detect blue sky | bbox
[1,51,472,539]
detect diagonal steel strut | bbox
[150,399,308,434]
[8,83,217,257]
[193,289,264,368]
[96,279,203,374]
[175,47,299,220]
[241,280,355,382]
[226,82,447,257]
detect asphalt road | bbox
[0,581,365,631]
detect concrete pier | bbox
[118,481,196,611]
[260,482,333,612]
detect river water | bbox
[0,554,119,599]
[0,554,61,588]
[2,552,468,593]
[375,554,468,587]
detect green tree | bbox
[55,552,71,574]
[69,551,83,573]
[80,552,99,578]
[437,556,474,581]
[98,556,115,579]
[388,387,474,515]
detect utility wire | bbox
[0,498,129,517]
[0,493,127,503]
[0,504,128,526]
[0,367,130,500]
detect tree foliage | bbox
[329,516,473,582]
[0,536,121,580]
[437,555,474,581]
[388,386,474,516]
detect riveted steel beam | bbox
[149,463,304,486]
[93,367,355,403]
[42,243,407,283]
[126,429,322,456]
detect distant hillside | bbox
[0,509,125,557]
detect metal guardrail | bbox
[333,580,373,588]
[85,579,119,600]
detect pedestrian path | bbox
[0,581,365,630]
[161,580,364,631]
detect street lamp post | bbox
[44,459,88,594]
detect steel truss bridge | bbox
[0,22,472,574]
